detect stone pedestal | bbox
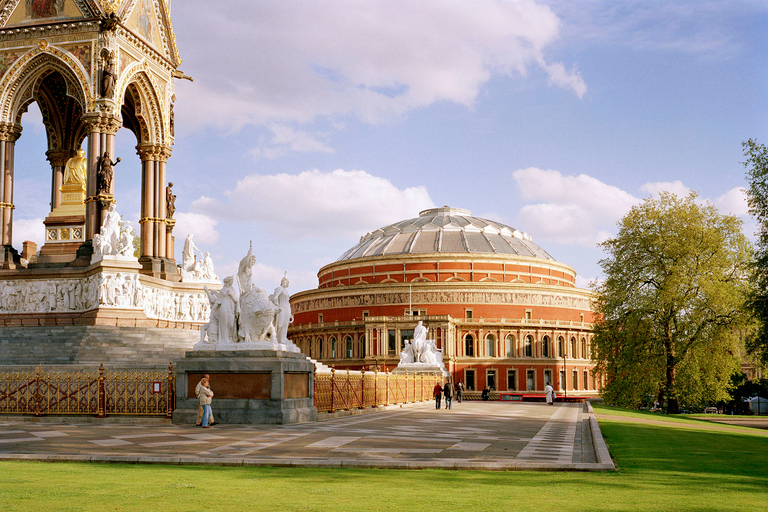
[393,363,449,377]
[39,183,87,264]
[173,350,317,425]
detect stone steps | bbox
[0,326,199,367]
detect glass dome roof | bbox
[336,206,555,262]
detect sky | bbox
[10,0,768,294]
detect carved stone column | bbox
[47,149,71,211]
[0,122,22,268]
[136,143,173,277]
[81,113,121,242]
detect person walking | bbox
[195,374,215,426]
[443,380,454,410]
[455,380,464,403]
[198,377,214,428]
[544,381,555,405]
[433,381,443,409]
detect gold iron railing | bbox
[0,363,175,417]
[314,368,440,413]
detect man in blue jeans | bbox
[443,380,454,410]
[433,381,442,409]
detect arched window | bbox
[318,338,324,358]
[581,338,588,359]
[308,338,313,358]
[558,336,564,357]
[360,335,366,358]
[345,336,353,358]
[570,337,576,358]
[330,336,337,358]
[485,334,495,357]
[542,335,550,358]
[465,334,475,356]
[524,335,532,357]
[505,334,515,357]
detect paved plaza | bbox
[0,401,614,471]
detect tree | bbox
[592,192,751,413]
[743,139,768,366]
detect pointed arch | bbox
[0,48,89,125]
[118,64,166,145]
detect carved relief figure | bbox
[63,149,87,185]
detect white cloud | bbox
[640,180,692,198]
[191,168,434,239]
[542,61,587,98]
[251,124,335,160]
[12,218,44,247]
[174,212,220,246]
[714,187,749,217]
[512,167,638,247]
[174,0,585,133]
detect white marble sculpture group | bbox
[180,233,219,282]
[92,204,137,262]
[397,320,447,374]
[195,243,298,352]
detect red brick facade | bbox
[288,208,600,397]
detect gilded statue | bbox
[63,149,87,186]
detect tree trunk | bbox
[665,340,680,414]
[664,339,680,414]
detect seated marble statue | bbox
[63,149,87,186]
[200,286,221,344]
[236,243,279,343]
[117,226,135,257]
[399,340,415,364]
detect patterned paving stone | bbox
[0,401,614,470]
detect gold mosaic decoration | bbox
[100,0,123,15]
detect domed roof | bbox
[336,206,555,262]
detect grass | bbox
[2,407,767,512]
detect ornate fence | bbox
[314,369,440,413]
[0,364,175,417]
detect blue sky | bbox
[11,0,768,294]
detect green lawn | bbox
[3,407,767,512]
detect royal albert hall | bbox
[289,207,600,398]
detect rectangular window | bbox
[526,370,535,391]
[465,369,475,391]
[465,309,473,319]
[487,370,496,391]
[559,370,565,391]
[584,371,589,390]
[544,369,552,388]
[591,371,597,391]
[388,330,396,355]
[506,370,517,391]
[318,313,323,323]
[572,370,578,390]
[525,310,532,320]
[362,311,369,318]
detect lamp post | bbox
[563,352,567,402]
